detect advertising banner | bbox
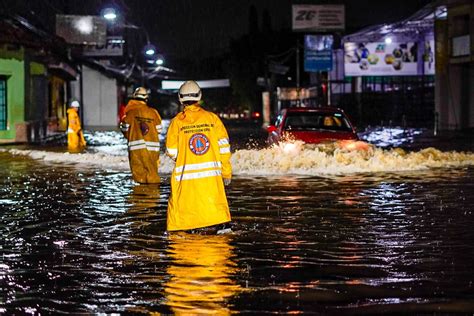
[292,5,345,32]
[344,42,418,76]
[304,35,333,72]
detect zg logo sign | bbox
[292,5,345,32]
[294,9,317,22]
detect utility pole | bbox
[327,70,331,106]
[296,38,300,106]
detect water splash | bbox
[3,140,474,176]
[0,148,176,174]
[231,141,474,175]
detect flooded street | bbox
[1,126,474,314]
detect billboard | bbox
[344,42,418,76]
[292,5,345,32]
[56,15,107,45]
[82,37,124,57]
[304,35,333,72]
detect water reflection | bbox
[1,150,474,314]
[164,233,241,315]
[121,183,167,259]
[359,127,424,148]
[126,184,162,228]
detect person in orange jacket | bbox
[67,100,86,152]
[166,80,232,233]
[120,87,162,184]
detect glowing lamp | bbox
[102,8,117,21]
[145,49,155,56]
[155,55,164,65]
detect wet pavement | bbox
[1,123,474,314]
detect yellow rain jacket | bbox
[121,99,162,184]
[67,108,86,151]
[166,104,231,231]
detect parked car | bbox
[267,107,359,145]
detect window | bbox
[0,77,6,130]
[274,114,283,127]
[452,35,470,57]
[283,112,352,132]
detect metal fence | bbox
[332,76,435,128]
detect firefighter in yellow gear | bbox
[166,80,232,232]
[120,87,162,184]
[67,100,86,152]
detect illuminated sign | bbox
[344,42,418,76]
[304,35,333,72]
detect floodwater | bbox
[1,125,474,314]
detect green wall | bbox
[0,46,25,141]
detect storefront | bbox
[334,3,445,128]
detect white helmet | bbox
[178,80,201,103]
[70,100,80,108]
[133,87,149,100]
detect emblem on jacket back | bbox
[189,133,210,155]
[140,122,150,135]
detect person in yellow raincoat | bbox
[67,100,86,151]
[120,87,162,184]
[166,80,232,233]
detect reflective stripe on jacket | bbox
[166,104,231,231]
[121,99,162,184]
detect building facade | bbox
[435,0,474,130]
[0,16,76,143]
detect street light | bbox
[100,6,168,84]
[155,54,164,65]
[102,8,117,21]
[101,7,158,59]
[144,44,156,56]
[145,55,165,66]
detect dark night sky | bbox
[124,0,436,59]
[2,0,436,59]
